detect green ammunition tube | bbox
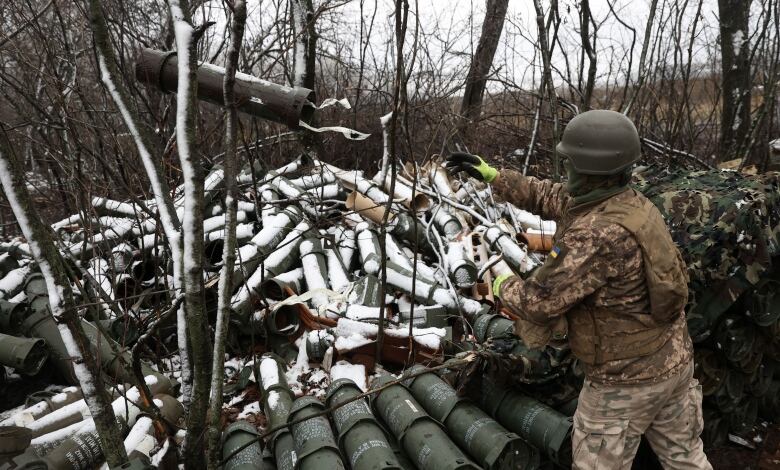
[222,420,265,470]
[0,254,19,279]
[0,334,48,376]
[325,379,403,470]
[20,298,78,384]
[305,331,333,362]
[258,354,297,470]
[371,373,479,470]
[472,314,514,342]
[288,396,345,470]
[0,426,32,465]
[405,365,536,470]
[476,378,572,467]
[390,213,433,254]
[260,268,305,301]
[349,274,381,307]
[0,300,27,334]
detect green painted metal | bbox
[371,373,479,470]
[0,300,26,334]
[325,378,403,470]
[0,334,48,376]
[222,420,266,470]
[476,378,572,467]
[258,354,297,470]
[397,305,447,328]
[305,332,332,362]
[472,314,514,342]
[405,365,537,470]
[260,269,304,301]
[288,396,346,470]
[0,427,31,466]
[348,274,381,307]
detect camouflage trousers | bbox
[572,360,712,469]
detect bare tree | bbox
[207,2,246,468]
[459,0,509,122]
[0,127,128,467]
[718,0,752,161]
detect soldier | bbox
[446,110,712,469]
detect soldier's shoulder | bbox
[565,212,635,247]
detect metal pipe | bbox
[325,378,403,470]
[135,48,314,129]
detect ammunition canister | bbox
[0,426,32,465]
[136,48,314,129]
[405,366,536,470]
[0,300,27,334]
[476,378,572,467]
[222,420,265,470]
[0,334,48,376]
[325,378,404,470]
[288,396,346,470]
[258,355,296,470]
[371,373,479,470]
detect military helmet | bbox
[556,110,641,175]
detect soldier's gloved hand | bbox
[492,273,513,299]
[445,152,498,183]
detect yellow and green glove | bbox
[445,152,498,183]
[492,273,513,299]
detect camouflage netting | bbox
[635,167,780,445]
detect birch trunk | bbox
[0,130,128,467]
[87,0,189,400]
[168,1,212,467]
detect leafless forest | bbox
[0,0,779,469]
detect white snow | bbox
[259,357,280,389]
[334,334,373,352]
[237,402,262,419]
[345,304,381,320]
[330,361,367,391]
[732,29,745,58]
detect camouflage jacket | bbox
[492,169,693,385]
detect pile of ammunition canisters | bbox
[0,155,778,468]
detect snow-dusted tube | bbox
[110,243,134,274]
[258,185,280,225]
[428,162,457,198]
[384,259,484,316]
[389,213,433,254]
[266,176,319,218]
[484,225,529,275]
[446,241,477,289]
[356,223,381,275]
[258,354,297,470]
[0,265,30,299]
[299,235,330,309]
[0,386,82,427]
[433,207,464,240]
[230,220,310,318]
[259,268,304,301]
[136,48,314,129]
[289,170,336,189]
[0,333,48,376]
[233,206,302,286]
[334,226,356,273]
